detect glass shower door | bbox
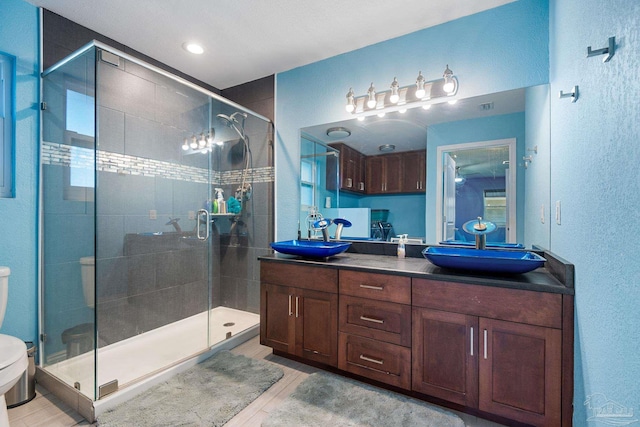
[93,50,215,397]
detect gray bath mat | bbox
[98,350,283,427]
[262,372,465,427]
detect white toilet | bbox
[0,267,28,427]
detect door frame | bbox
[435,138,516,243]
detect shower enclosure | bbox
[39,42,272,410]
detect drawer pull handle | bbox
[470,326,474,356]
[359,284,384,291]
[295,296,300,318]
[484,329,488,359]
[360,315,384,324]
[360,354,384,365]
[288,295,292,316]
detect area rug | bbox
[98,350,284,427]
[262,372,465,427]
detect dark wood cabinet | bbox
[412,278,564,427]
[260,263,338,367]
[260,259,573,427]
[479,318,561,427]
[328,143,366,193]
[366,154,402,194]
[337,270,412,389]
[401,150,426,193]
[412,308,479,407]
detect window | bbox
[300,159,315,208]
[483,189,507,226]
[0,52,14,198]
[63,88,95,200]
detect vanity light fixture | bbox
[344,65,458,117]
[182,42,204,55]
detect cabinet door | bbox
[412,308,479,407]
[366,156,385,194]
[297,288,338,367]
[384,154,403,193]
[479,318,561,427]
[402,151,426,193]
[260,283,294,354]
[355,151,366,192]
[341,145,356,190]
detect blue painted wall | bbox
[549,0,640,424]
[275,0,549,241]
[0,0,39,341]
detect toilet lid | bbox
[0,334,27,370]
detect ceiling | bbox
[26,0,515,89]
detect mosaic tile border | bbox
[42,141,274,185]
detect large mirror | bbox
[300,84,550,249]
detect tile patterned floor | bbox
[8,336,507,426]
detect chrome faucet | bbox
[312,218,331,242]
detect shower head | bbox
[217,112,247,126]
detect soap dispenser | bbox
[397,234,407,259]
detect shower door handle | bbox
[196,209,210,241]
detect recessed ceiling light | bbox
[183,42,204,55]
[379,144,395,152]
[326,127,351,138]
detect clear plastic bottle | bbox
[397,234,407,258]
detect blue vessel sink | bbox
[423,247,546,274]
[270,240,351,258]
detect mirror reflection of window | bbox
[300,158,315,208]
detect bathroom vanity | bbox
[259,249,574,427]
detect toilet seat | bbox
[0,335,26,371]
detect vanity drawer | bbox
[339,295,411,347]
[338,332,411,390]
[412,278,562,329]
[339,270,410,304]
[261,262,337,293]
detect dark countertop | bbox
[259,251,574,295]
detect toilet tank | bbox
[0,266,10,328]
[79,257,95,308]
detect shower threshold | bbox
[38,307,259,421]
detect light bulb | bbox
[198,133,206,148]
[189,136,198,149]
[377,112,386,118]
[442,65,455,94]
[357,116,365,122]
[415,71,426,99]
[399,108,407,114]
[389,77,400,104]
[422,104,431,110]
[181,138,189,151]
[366,83,376,109]
[345,87,355,113]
